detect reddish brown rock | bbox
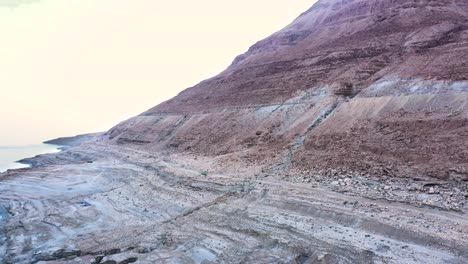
[108,0,468,180]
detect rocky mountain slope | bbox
[0,0,467,263]
[108,0,468,181]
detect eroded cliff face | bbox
[108,0,468,180]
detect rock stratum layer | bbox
[1,0,467,263]
[110,0,468,180]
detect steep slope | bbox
[108,0,468,180]
[1,1,468,263]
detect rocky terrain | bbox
[1,0,467,263]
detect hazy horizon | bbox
[0,0,316,145]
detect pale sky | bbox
[0,0,316,145]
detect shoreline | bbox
[14,143,64,169]
[0,144,63,173]
[0,133,101,173]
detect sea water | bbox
[0,144,62,172]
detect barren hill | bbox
[1,1,467,263]
[109,0,468,180]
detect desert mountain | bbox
[1,1,467,263]
[109,0,468,180]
